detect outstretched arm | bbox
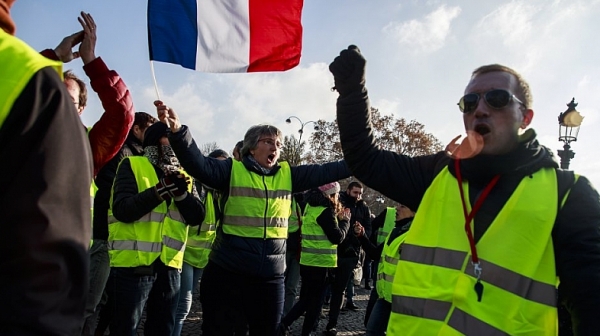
[330,45,447,210]
[157,101,232,191]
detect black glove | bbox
[155,171,190,201]
[329,45,366,97]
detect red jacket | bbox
[41,49,134,176]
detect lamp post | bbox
[285,116,319,165]
[557,98,584,170]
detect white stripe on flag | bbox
[196,0,250,73]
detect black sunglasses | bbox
[458,89,526,113]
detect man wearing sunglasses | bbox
[329,45,600,335]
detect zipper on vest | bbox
[262,176,268,240]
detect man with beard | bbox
[329,45,600,335]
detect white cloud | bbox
[383,5,462,53]
[134,63,337,152]
[473,2,538,48]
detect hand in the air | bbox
[329,45,366,97]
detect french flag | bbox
[148,0,304,73]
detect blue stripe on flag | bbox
[148,0,198,70]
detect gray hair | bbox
[241,124,283,157]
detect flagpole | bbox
[150,61,161,100]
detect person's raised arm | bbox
[157,100,231,191]
[81,11,134,175]
[330,45,446,210]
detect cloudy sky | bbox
[12,0,600,188]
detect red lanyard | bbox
[454,159,500,302]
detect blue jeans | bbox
[283,244,301,316]
[366,299,391,336]
[81,239,111,336]
[200,261,283,336]
[172,262,203,336]
[108,264,180,336]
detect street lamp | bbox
[285,116,319,144]
[285,116,319,166]
[557,98,584,169]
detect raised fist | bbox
[329,45,366,97]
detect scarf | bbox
[144,145,181,175]
[247,155,274,175]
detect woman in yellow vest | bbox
[354,204,415,336]
[108,122,205,336]
[156,101,351,336]
[280,182,351,336]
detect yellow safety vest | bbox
[376,229,408,302]
[183,190,218,268]
[288,198,301,234]
[222,160,292,239]
[300,205,338,267]
[388,167,558,335]
[108,156,190,269]
[0,29,62,130]
[377,207,396,245]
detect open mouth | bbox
[267,154,276,162]
[474,124,491,136]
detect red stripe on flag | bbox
[247,0,303,72]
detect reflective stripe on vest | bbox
[387,167,558,336]
[377,207,396,245]
[376,229,407,302]
[222,160,292,239]
[108,157,190,269]
[0,29,62,129]
[299,205,338,267]
[184,190,218,268]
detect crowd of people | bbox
[2,1,600,336]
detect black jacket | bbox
[338,191,372,258]
[359,217,413,262]
[304,190,350,245]
[93,133,144,240]
[112,157,205,228]
[0,67,93,335]
[336,89,600,335]
[168,126,352,278]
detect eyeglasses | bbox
[258,138,283,149]
[458,89,526,113]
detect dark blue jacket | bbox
[168,126,352,278]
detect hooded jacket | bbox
[168,126,352,278]
[336,88,600,335]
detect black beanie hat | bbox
[142,122,168,148]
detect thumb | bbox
[72,51,80,59]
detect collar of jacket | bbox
[125,133,144,156]
[241,155,281,176]
[448,129,559,184]
[339,191,364,207]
